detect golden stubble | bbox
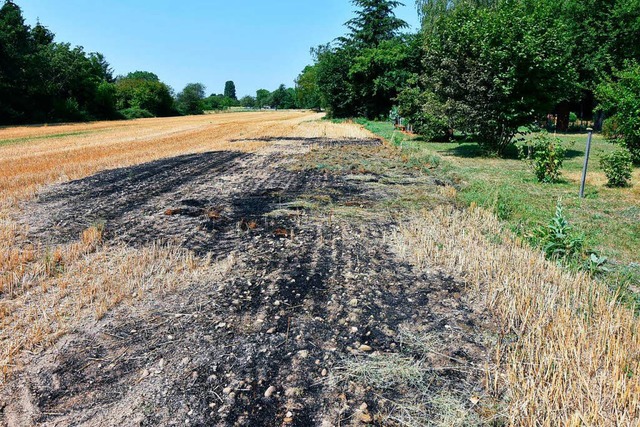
[392,204,640,426]
[0,111,380,382]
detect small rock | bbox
[223,387,232,395]
[297,350,309,359]
[349,298,358,307]
[286,411,293,418]
[264,386,276,397]
[321,369,328,377]
[359,345,373,352]
[267,328,276,334]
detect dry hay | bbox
[392,204,640,426]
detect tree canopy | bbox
[311,0,415,119]
[224,80,237,100]
[176,83,206,115]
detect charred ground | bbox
[2,135,497,426]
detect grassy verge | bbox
[355,119,640,301]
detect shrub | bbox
[521,133,567,183]
[119,107,154,120]
[396,86,450,141]
[53,98,91,122]
[600,149,633,187]
[569,112,578,123]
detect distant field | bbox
[0,111,320,203]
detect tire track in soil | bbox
[2,137,495,426]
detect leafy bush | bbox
[114,74,176,117]
[521,134,567,183]
[52,98,91,122]
[396,86,450,141]
[569,112,578,123]
[600,149,633,187]
[119,107,154,120]
[596,61,640,164]
[532,203,584,262]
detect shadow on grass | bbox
[433,142,584,161]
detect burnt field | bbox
[1,125,494,426]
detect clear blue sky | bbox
[18,1,421,98]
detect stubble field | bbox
[0,112,638,426]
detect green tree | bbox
[0,1,121,123]
[313,0,414,118]
[270,84,288,109]
[125,71,160,82]
[176,83,206,115]
[0,0,36,123]
[240,95,256,108]
[415,2,576,153]
[256,89,271,108]
[224,80,237,100]
[342,0,408,48]
[295,65,322,110]
[114,74,175,117]
[597,61,640,163]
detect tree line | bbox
[0,1,318,126]
[300,0,640,159]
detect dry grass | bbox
[392,204,640,426]
[0,112,321,204]
[336,338,484,426]
[0,112,380,382]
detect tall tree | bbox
[0,0,35,123]
[342,0,408,47]
[256,89,271,108]
[313,0,415,118]
[224,80,237,100]
[176,83,206,115]
[295,65,323,110]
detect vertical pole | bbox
[580,128,593,198]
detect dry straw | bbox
[393,204,640,426]
[0,112,371,381]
